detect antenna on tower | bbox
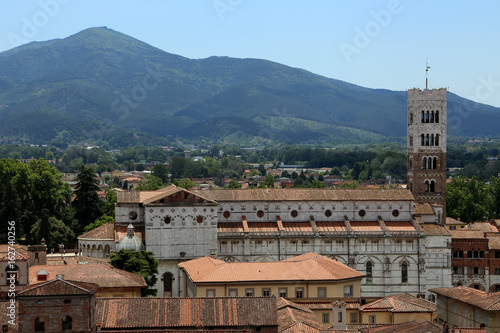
[425,60,431,90]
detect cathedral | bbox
[78,87,452,300]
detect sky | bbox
[1,1,500,107]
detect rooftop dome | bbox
[116,224,145,252]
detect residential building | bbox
[178,252,364,298]
[431,286,497,332]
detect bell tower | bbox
[407,86,447,220]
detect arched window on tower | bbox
[423,157,427,170]
[426,134,430,146]
[428,157,432,170]
[425,180,430,192]
[425,111,430,123]
[430,134,434,146]
[410,113,413,123]
[421,111,425,123]
[435,134,440,146]
[401,261,408,283]
[366,261,373,283]
[430,111,434,123]
[433,157,437,169]
[430,180,435,192]
[421,134,425,146]
[436,111,439,123]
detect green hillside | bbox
[0,27,498,147]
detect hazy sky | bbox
[2,1,500,107]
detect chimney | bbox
[209,250,217,259]
[56,274,64,280]
[41,238,45,245]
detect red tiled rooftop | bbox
[414,203,435,215]
[96,297,277,329]
[350,221,382,232]
[430,286,500,311]
[77,222,115,240]
[282,222,313,232]
[316,221,347,232]
[384,221,417,232]
[29,264,146,288]
[217,222,244,233]
[422,224,452,236]
[179,252,364,283]
[19,278,98,297]
[247,222,278,233]
[360,293,435,313]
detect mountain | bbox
[0,27,498,147]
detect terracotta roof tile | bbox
[358,321,442,333]
[414,203,435,215]
[96,297,277,329]
[0,244,29,257]
[316,221,347,233]
[281,322,321,333]
[0,300,15,327]
[29,264,146,288]
[488,235,500,249]
[445,217,467,225]
[277,298,324,332]
[350,221,382,232]
[360,293,435,313]
[195,188,414,202]
[430,286,500,311]
[384,221,417,232]
[450,229,485,239]
[179,253,364,283]
[422,224,452,236]
[18,278,98,296]
[77,222,115,240]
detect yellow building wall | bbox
[193,279,362,298]
[312,308,361,328]
[361,311,392,324]
[393,312,432,323]
[436,297,500,333]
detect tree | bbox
[103,189,117,217]
[83,215,114,233]
[447,176,489,223]
[135,175,164,191]
[72,165,104,233]
[340,181,359,188]
[173,178,196,189]
[152,164,169,184]
[31,215,75,252]
[259,174,275,188]
[169,156,186,180]
[228,180,242,189]
[109,249,159,296]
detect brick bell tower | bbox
[407,83,447,221]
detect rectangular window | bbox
[343,285,353,297]
[350,313,358,323]
[206,289,215,297]
[317,287,327,298]
[245,288,254,297]
[279,288,287,298]
[228,289,238,297]
[473,267,479,274]
[295,288,304,298]
[453,266,458,274]
[409,136,413,146]
[369,315,376,324]
[496,251,500,258]
[322,313,330,323]
[262,288,271,297]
